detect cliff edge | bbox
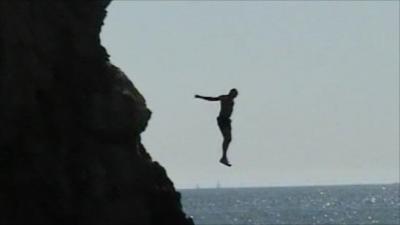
[0,1,193,224]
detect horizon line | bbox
[178,182,400,191]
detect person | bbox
[195,88,238,167]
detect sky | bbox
[101,1,399,189]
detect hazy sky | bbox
[101,1,399,189]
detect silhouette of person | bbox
[195,89,238,167]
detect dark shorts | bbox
[217,116,231,129]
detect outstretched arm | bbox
[195,94,220,101]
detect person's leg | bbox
[221,128,232,159]
[217,120,232,166]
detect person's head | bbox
[229,88,238,98]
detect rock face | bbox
[0,1,193,224]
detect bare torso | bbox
[219,95,234,118]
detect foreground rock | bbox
[0,1,193,224]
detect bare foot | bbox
[219,158,232,167]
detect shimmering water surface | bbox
[180,184,399,225]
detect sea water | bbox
[180,184,399,225]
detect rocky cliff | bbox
[0,1,193,224]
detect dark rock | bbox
[0,1,194,224]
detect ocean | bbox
[180,184,399,225]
